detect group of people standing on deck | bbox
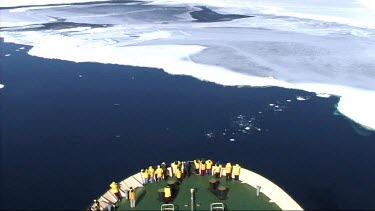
[90,159,242,210]
[192,159,242,182]
[140,159,242,204]
[140,162,168,184]
[141,159,242,184]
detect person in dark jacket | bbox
[183,161,191,178]
[161,162,168,180]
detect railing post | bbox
[190,188,194,211]
[256,185,261,196]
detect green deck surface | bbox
[116,175,280,210]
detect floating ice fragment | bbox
[0,84,4,89]
[79,75,82,78]
[19,47,25,50]
[258,112,262,114]
[5,54,11,57]
[316,93,331,98]
[205,132,214,138]
[274,105,279,108]
[286,100,291,102]
[269,104,274,106]
[229,138,235,142]
[245,127,250,130]
[296,96,308,101]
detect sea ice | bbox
[1,0,375,130]
[0,84,4,89]
[296,96,307,101]
[316,93,331,98]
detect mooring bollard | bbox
[256,185,261,196]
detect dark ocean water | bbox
[1,41,375,210]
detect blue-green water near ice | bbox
[1,41,375,210]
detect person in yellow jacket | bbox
[234,164,241,182]
[164,185,172,203]
[200,161,206,176]
[225,163,232,181]
[155,165,164,182]
[193,159,200,175]
[129,187,136,208]
[214,163,222,179]
[141,169,149,185]
[110,181,121,202]
[148,166,155,183]
[206,159,213,176]
[176,168,183,184]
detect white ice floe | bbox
[296,96,308,101]
[1,0,375,130]
[245,127,250,130]
[269,104,275,106]
[316,93,331,98]
[5,54,11,57]
[229,138,235,142]
[286,100,291,102]
[0,84,4,89]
